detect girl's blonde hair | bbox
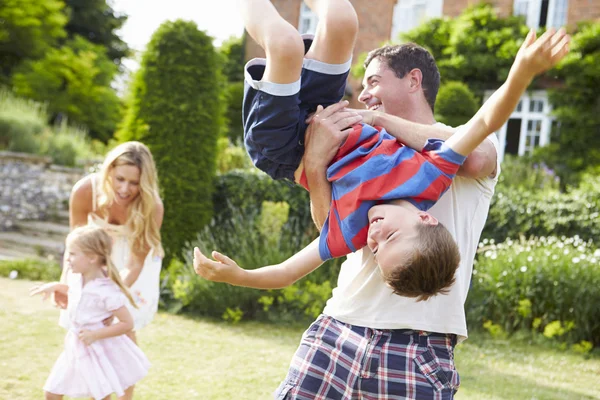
[97,141,164,258]
[67,225,137,308]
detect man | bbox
[276,42,500,399]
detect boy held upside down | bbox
[194,0,570,300]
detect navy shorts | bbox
[275,314,460,399]
[242,40,351,181]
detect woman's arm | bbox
[122,197,164,287]
[193,238,324,289]
[78,305,134,345]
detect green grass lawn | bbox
[1,277,598,399]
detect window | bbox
[486,91,553,161]
[391,0,443,40]
[513,0,568,29]
[298,2,318,35]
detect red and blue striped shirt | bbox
[301,123,466,261]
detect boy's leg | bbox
[240,0,305,84]
[304,0,358,64]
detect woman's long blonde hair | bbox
[67,225,137,308]
[97,141,164,258]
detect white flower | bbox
[520,266,527,272]
[564,249,570,255]
[527,256,533,262]
[9,270,18,279]
[572,257,581,264]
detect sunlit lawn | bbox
[1,277,598,399]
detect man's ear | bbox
[408,68,423,92]
[417,211,438,226]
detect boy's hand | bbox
[78,329,99,345]
[513,28,570,82]
[29,282,58,301]
[193,247,243,284]
[346,108,378,126]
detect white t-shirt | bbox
[322,130,501,343]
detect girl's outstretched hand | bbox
[193,247,245,285]
[29,282,59,301]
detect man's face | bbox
[359,57,412,119]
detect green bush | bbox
[0,258,62,281]
[216,138,253,173]
[483,183,600,243]
[496,155,560,192]
[435,81,478,127]
[224,82,244,142]
[163,203,339,322]
[466,236,600,346]
[0,88,47,151]
[119,20,225,264]
[40,121,94,166]
[213,169,313,237]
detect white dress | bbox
[46,275,150,399]
[60,174,163,330]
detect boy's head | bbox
[367,203,460,301]
[359,43,440,117]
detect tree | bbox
[219,36,245,142]
[11,36,121,141]
[400,3,528,93]
[118,20,225,263]
[435,81,478,128]
[0,0,67,82]
[63,0,129,64]
[535,22,600,184]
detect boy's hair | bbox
[385,223,460,301]
[364,43,440,113]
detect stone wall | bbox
[0,151,85,230]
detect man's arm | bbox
[370,112,497,179]
[301,101,362,230]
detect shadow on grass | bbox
[458,364,597,400]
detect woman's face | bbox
[110,164,141,206]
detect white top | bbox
[322,130,501,342]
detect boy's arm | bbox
[445,28,570,157]
[193,238,323,289]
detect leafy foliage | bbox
[467,236,600,346]
[535,22,600,183]
[435,81,478,127]
[118,20,225,264]
[11,36,121,142]
[63,0,130,64]
[400,3,529,93]
[219,35,245,83]
[0,0,68,82]
[0,258,61,281]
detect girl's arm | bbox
[122,198,164,287]
[78,305,134,345]
[193,238,323,289]
[30,282,69,301]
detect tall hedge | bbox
[118,20,224,263]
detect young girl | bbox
[30,225,150,400]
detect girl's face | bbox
[66,244,95,274]
[110,164,141,206]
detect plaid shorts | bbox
[275,315,459,400]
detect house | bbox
[243,0,600,161]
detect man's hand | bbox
[304,100,362,168]
[193,247,244,284]
[513,28,570,82]
[78,329,99,346]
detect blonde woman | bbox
[57,141,164,341]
